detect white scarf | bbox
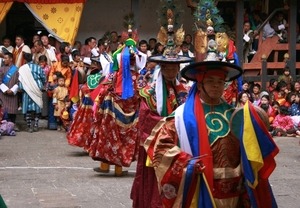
[174,104,193,156]
[155,70,180,116]
[18,64,43,108]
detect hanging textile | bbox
[0,2,13,24]
[25,2,84,45]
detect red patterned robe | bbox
[130,81,188,208]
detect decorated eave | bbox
[0,0,86,3]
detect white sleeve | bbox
[0,83,9,93]
[10,84,19,95]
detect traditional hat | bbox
[148,0,193,64]
[181,60,242,82]
[181,0,243,82]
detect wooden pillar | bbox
[236,0,244,69]
[261,54,267,91]
[289,0,297,77]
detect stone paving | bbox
[0,116,299,207]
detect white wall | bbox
[76,0,195,44]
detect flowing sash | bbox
[18,64,43,108]
[3,65,17,85]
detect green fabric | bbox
[112,38,137,71]
[0,195,7,208]
[202,102,235,144]
[87,73,101,89]
[161,80,168,117]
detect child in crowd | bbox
[251,83,261,105]
[289,92,300,116]
[272,105,295,137]
[272,101,280,116]
[278,67,293,90]
[138,61,156,87]
[39,55,51,119]
[60,96,72,131]
[53,75,69,131]
[276,90,286,106]
[259,94,276,127]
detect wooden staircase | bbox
[243,34,300,82]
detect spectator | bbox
[278,66,293,90]
[272,105,295,137]
[237,91,251,108]
[184,34,194,53]
[152,42,164,56]
[289,92,300,116]
[259,94,276,127]
[243,21,254,63]
[148,38,157,54]
[270,11,289,43]
[291,81,300,93]
[0,36,14,67]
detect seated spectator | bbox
[237,92,251,108]
[268,78,278,93]
[291,81,300,93]
[0,99,15,138]
[251,83,261,105]
[239,80,253,102]
[270,81,288,104]
[270,11,289,43]
[243,21,254,63]
[259,13,275,41]
[272,105,295,137]
[284,92,296,108]
[259,94,276,127]
[276,90,286,106]
[289,92,300,116]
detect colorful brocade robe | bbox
[145,102,251,208]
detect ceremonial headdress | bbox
[148,0,193,64]
[181,0,242,82]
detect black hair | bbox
[139,40,148,46]
[64,95,70,102]
[35,40,43,46]
[279,105,290,115]
[85,37,96,45]
[54,71,63,77]
[59,42,70,53]
[38,55,48,63]
[260,104,269,112]
[261,94,270,101]
[71,50,80,58]
[61,54,69,62]
[2,35,11,42]
[23,53,32,62]
[153,42,163,55]
[185,34,192,40]
[286,92,295,104]
[4,52,13,59]
[15,34,25,40]
[149,38,157,43]
[57,74,65,81]
[275,81,287,91]
[253,83,261,90]
[181,41,189,47]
